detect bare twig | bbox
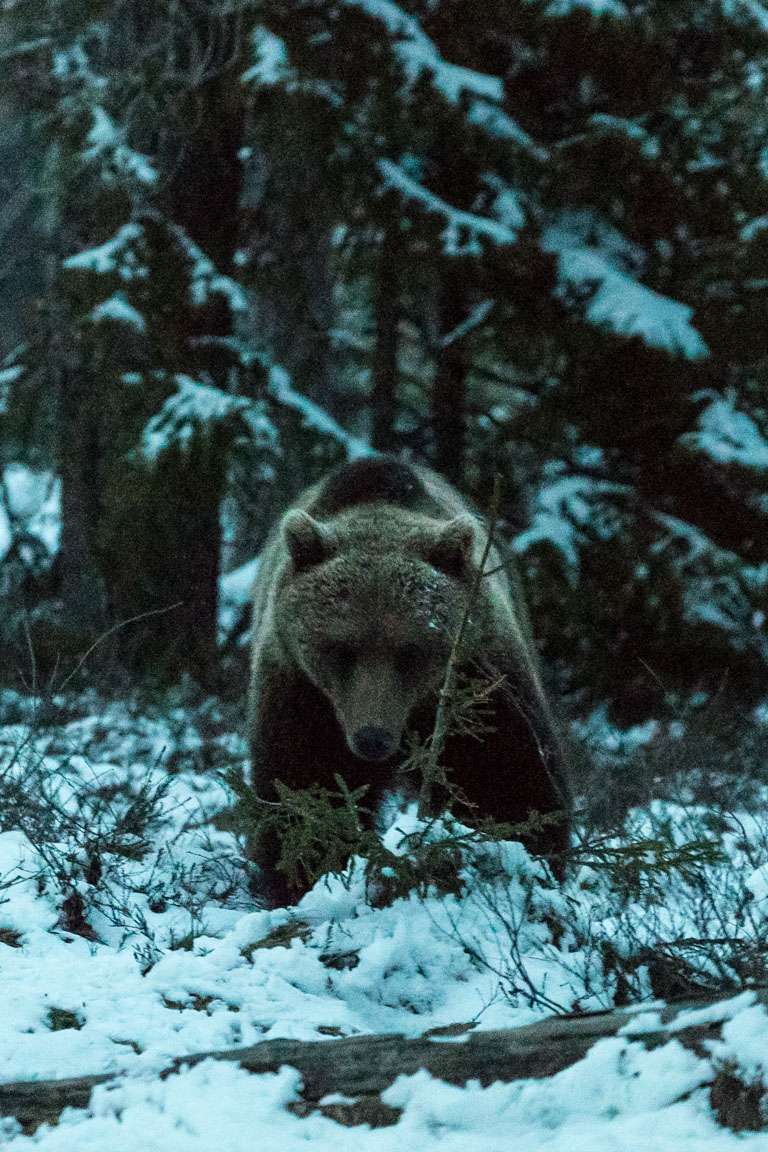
[418,475,503,817]
[56,602,184,693]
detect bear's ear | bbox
[283,511,335,572]
[424,516,476,579]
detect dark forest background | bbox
[2,0,768,730]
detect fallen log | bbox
[2,986,766,1133]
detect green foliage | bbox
[367,826,469,902]
[575,832,727,901]
[231,755,554,904]
[232,655,570,904]
[401,669,501,799]
[228,767,377,896]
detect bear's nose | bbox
[352,726,396,761]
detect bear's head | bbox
[272,506,488,762]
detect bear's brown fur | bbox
[247,456,570,907]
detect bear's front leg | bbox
[441,679,571,878]
[246,666,381,906]
[244,744,298,909]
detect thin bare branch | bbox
[418,474,503,816]
[56,602,184,692]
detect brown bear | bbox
[246,455,570,907]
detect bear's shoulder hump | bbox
[313,456,426,516]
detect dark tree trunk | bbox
[371,197,401,452]
[103,7,246,683]
[251,93,339,415]
[56,366,107,633]
[156,11,245,681]
[40,140,107,680]
[431,266,468,485]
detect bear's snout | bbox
[351,725,397,761]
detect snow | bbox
[267,365,371,460]
[243,27,289,85]
[378,179,706,358]
[681,394,768,471]
[0,465,61,560]
[589,113,658,158]
[142,375,276,462]
[711,1005,768,1083]
[574,708,659,756]
[246,0,611,164]
[514,469,768,659]
[63,224,146,280]
[648,510,768,641]
[550,245,709,359]
[180,233,248,314]
[670,991,760,1032]
[438,300,494,346]
[380,160,520,254]
[83,107,157,187]
[541,215,706,356]
[513,472,629,576]
[0,697,766,1147]
[343,0,503,104]
[466,100,546,154]
[741,215,768,242]
[90,292,146,332]
[486,178,526,234]
[0,364,22,414]
[542,0,627,15]
[63,222,247,318]
[52,42,105,86]
[0,421,342,642]
[747,862,768,901]
[247,1,542,155]
[142,364,370,471]
[339,0,543,157]
[1,1043,763,1152]
[219,556,260,636]
[737,0,768,34]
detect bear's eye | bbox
[323,643,357,673]
[395,644,426,673]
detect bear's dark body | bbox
[247,456,570,908]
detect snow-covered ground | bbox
[0,693,767,1148]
